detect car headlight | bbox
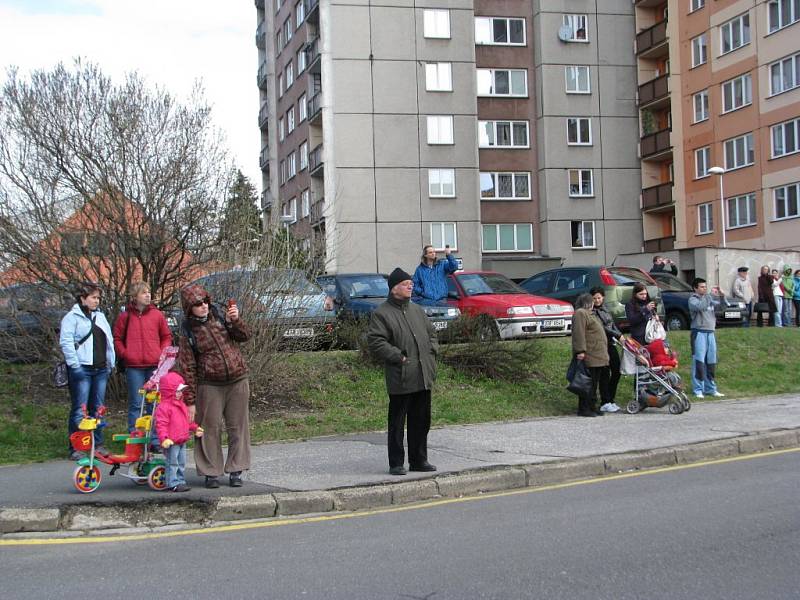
[738,302,746,309]
[447,308,460,317]
[507,306,534,315]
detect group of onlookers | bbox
[755,265,800,328]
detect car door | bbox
[520,271,555,297]
[550,269,590,306]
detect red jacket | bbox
[113,303,173,368]
[154,372,198,445]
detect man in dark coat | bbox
[367,267,439,475]
[650,255,678,275]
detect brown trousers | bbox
[194,377,251,477]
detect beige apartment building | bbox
[635,0,800,255]
[255,0,644,275]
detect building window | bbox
[478,120,529,148]
[568,169,593,197]
[425,63,453,92]
[562,14,588,42]
[426,115,454,145]
[774,182,800,220]
[772,118,800,157]
[770,52,800,95]
[277,29,284,52]
[295,0,305,27]
[277,73,284,97]
[430,222,457,251]
[280,159,286,184]
[690,0,705,13]
[287,197,297,223]
[287,107,295,133]
[474,17,525,45]
[301,189,310,218]
[285,62,294,89]
[482,224,533,252]
[695,146,711,178]
[721,74,752,113]
[691,34,707,68]
[698,202,713,234]
[480,172,531,200]
[693,90,709,123]
[720,13,750,55]
[278,117,285,141]
[299,141,308,170]
[565,66,590,93]
[768,0,800,33]
[287,151,297,179]
[571,221,595,249]
[428,169,456,198]
[567,118,592,145]
[725,133,755,169]
[727,193,757,229]
[297,48,306,73]
[283,18,292,44]
[476,69,527,97]
[423,9,450,39]
[298,93,307,121]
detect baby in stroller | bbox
[617,336,691,415]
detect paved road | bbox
[2,450,798,599]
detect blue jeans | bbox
[67,365,110,449]
[125,367,156,432]
[782,297,793,327]
[164,443,187,488]
[690,330,718,396]
[774,296,783,327]
[742,302,751,327]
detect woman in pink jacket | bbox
[155,372,203,492]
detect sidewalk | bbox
[2,394,799,535]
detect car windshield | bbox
[202,269,321,297]
[340,276,389,298]
[609,267,656,286]
[652,274,692,292]
[456,273,524,296]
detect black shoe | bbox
[229,472,243,487]
[409,462,437,472]
[389,466,407,476]
[205,476,220,489]
[170,484,191,493]
[594,410,604,416]
[577,410,597,417]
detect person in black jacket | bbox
[650,255,677,275]
[591,286,624,413]
[625,282,656,345]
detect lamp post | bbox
[279,214,293,268]
[708,166,726,249]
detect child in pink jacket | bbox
[155,372,203,492]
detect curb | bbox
[2,428,798,537]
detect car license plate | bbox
[542,319,565,328]
[432,321,448,330]
[283,328,315,338]
[724,311,740,319]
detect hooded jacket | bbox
[113,303,173,368]
[154,372,198,445]
[689,292,716,331]
[176,284,251,405]
[794,275,800,301]
[412,254,458,302]
[59,304,115,370]
[781,267,795,299]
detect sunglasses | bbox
[192,299,209,308]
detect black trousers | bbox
[388,390,431,468]
[599,345,620,404]
[578,366,604,414]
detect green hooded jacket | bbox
[782,266,795,298]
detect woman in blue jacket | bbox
[59,282,115,459]
[412,245,458,305]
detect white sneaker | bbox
[694,392,705,399]
[712,392,725,397]
[602,402,621,413]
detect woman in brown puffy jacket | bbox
[571,293,610,417]
[756,265,776,327]
[177,284,251,489]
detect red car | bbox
[446,271,573,339]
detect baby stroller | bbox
[69,346,179,493]
[616,337,691,415]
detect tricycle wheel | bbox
[73,465,101,493]
[626,400,640,414]
[147,465,167,491]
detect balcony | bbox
[636,20,668,58]
[259,145,269,170]
[640,128,671,160]
[309,144,323,177]
[305,37,321,74]
[310,198,325,227]
[304,0,319,23]
[643,236,675,253]
[260,189,271,211]
[634,0,665,6]
[255,21,265,48]
[637,74,670,109]
[257,61,268,89]
[642,181,673,211]
[308,91,322,124]
[258,101,269,128]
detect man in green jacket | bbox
[367,267,439,476]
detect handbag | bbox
[51,316,96,388]
[645,317,666,343]
[566,358,593,396]
[753,302,769,313]
[620,349,637,375]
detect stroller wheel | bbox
[668,399,684,415]
[680,393,691,412]
[626,400,641,414]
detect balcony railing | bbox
[255,0,264,8]
[638,74,669,107]
[305,37,321,73]
[257,61,268,89]
[260,190,271,211]
[640,128,671,159]
[308,91,322,123]
[642,181,673,210]
[310,198,325,227]
[259,145,269,169]
[636,19,668,56]
[304,0,319,21]
[643,236,675,253]
[309,144,323,176]
[255,21,265,48]
[258,101,269,128]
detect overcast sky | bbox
[0,0,261,187]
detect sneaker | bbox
[170,484,191,493]
[694,392,705,399]
[95,446,110,455]
[205,476,220,489]
[69,450,86,461]
[600,403,621,413]
[712,391,725,397]
[389,466,407,476]
[229,472,243,487]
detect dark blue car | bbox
[650,272,746,330]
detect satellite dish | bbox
[558,25,572,42]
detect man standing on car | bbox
[688,278,724,399]
[412,244,458,305]
[650,255,678,275]
[368,268,438,476]
[730,267,754,327]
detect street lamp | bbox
[279,214,293,268]
[708,166,726,249]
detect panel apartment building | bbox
[255,0,643,275]
[635,0,800,254]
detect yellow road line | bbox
[2,446,798,547]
